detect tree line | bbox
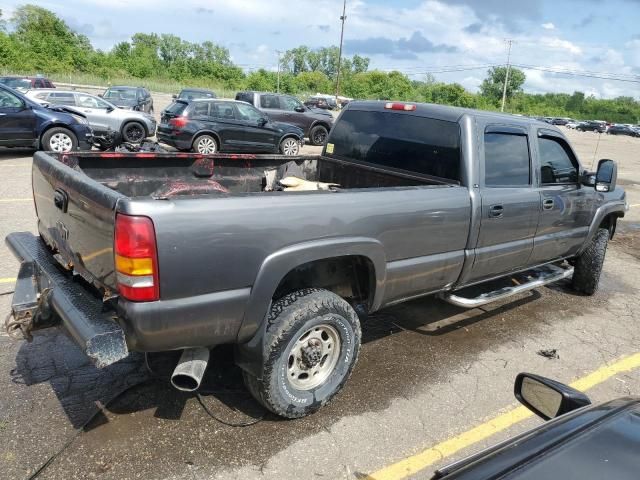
[1,5,638,123]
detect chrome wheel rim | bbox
[50,133,73,152]
[282,138,299,156]
[287,323,341,390]
[197,137,216,154]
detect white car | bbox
[26,89,157,143]
[565,121,580,129]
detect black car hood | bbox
[308,107,333,116]
[107,98,137,107]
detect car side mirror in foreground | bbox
[294,106,305,113]
[595,159,617,192]
[172,94,177,99]
[258,117,268,127]
[514,373,591,420]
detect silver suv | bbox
[26,89,157,143]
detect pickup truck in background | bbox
[6,101,626,418]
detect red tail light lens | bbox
[114,214,159,302]
[169,116,188,128]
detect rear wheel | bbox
[41,127,77,152]
[280,137,300,156]
[193,134,218,154]
[122,121,146,143]
[572,228,609,295]
[243,288,361,418]
[309,125,329,146]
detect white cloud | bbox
[541,37,583,55]
[541,22,555,30]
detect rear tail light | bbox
[385,102,416,111]
[169,116,188,128]
[114,214,159,302]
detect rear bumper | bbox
[5,232,250,359]
[5,232,128,368]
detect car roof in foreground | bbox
[346,100,557,129]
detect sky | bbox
[1,0,639,98]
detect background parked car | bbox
[565,121,580,129]
[0,83,91,151]
[157,98,304,155]
[173,88,216,101]
[235,91,333,145]
[26,89,157,143]
[607,124,640,137]
[577,120,607,133]
[102,86,154,113]
[304,96,331,110]
[0,76,55,92]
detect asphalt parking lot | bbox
[1,127,640,480]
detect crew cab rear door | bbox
[529,129,595,264]
[467,125,540,283]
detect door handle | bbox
[543,199,554,210]
[489,204,504,218]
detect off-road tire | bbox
[121,121,146,143]
[309,125,329,146]
[572,228,609,295]
[243,288,361,418]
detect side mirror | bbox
[595,159,617,192]
[294,106,305,113]
[258,117,268,127]
[172,94,177,99]
[515,373,591,421]
[98,94,103,98]
[106,106,114,113]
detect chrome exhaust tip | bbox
[170,347,210,392]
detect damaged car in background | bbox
[5,101,626,419]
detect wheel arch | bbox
[120,118,150,137]
[234,237,386,377]
[191,130,222,150]
[577,202,626,255]
[38,123,78,149]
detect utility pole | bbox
[500,39,514,112]
[335,0,347,104]
[276,50,283,93]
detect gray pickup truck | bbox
[6,101,626,418]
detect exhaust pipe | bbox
[171,347,210,392]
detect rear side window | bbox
[189,101,210,116]
[538,136,579,184]
[260,95,280,109]
[211,102,236,119]
[49,92,76,106]
[326,110,461,182]
[484,133,530,187]
[166,101,188,115]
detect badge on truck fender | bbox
[326,143,334,154]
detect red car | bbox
[0,76,55,92]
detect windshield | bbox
[178,90,215,100]
[103,87,137,101]
[0,78,31,89]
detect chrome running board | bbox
[439,264,574,309]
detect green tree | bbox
[294,71,332,93]
[480,66,526,104]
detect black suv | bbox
[157,99,304,155]
[577,121,607,133]
[236,91,333,145]
[607,125,640,137]
[102,86,154,113]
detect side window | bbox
[235,102,263,122]
[484,132,531,187]
[34,79,45,88]
[49,92,76,106]
[191,102,210,117]
[259,94,280,109]
[280,96,302,112]
[211,102,235,120]
[0,89,23,108]
[538,136,579,184]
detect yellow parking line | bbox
[630,203,640,208]
[0,277,16,284]
[0,198,31,203]
[0,164,30,167]
[367,352,640,480]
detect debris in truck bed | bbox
[537,348,559,360]
[279,176,340,191]
[152,179,230,198]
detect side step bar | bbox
[439,264,574,309]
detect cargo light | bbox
[384,102,417,111]
[169,116,188,128]
[114,214,159,302]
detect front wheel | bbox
[280,137,300,156]
[121,121,146,143]
[41,127,78,152]
[243,288,361,418]
[572,228,609,295]
[309,125,328,146]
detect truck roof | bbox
[347,101,558,130]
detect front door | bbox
[466,127,540,284]
[233,102,278,152]
[530,131,596,264]
[0,88,37,146]
[76,93,115,133]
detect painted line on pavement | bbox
[0,198,31,203]
[0,278,17,284]
[366,351,640,480]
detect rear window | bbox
[166,100,188,115]
[235,92,254,105]
[325,110,461,182]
